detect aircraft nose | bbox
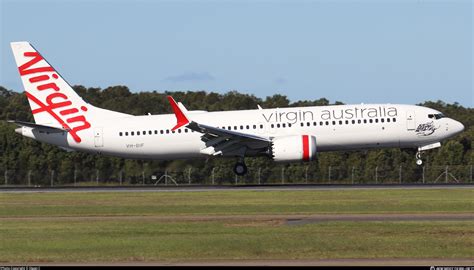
[451,120,464,135]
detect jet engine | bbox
[271,135,317,162]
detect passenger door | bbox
[406,111,416,130]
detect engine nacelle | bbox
[271,135,317,162]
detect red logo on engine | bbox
[19,52,91,143]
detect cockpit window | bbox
[428,113,445,120]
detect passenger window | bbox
[240,125,243,130]
[137,131,140,135]
[119,132,123,136]
[260,124,263,129]
[363,119,367,124]
[326,121,329,125]
[288,123,292,127]
[369,119,373,123]
[185,129,188,133]
[387,118,390,122]
[228,126,231,130]
[125,132,129,136]
[271,124,274,128]
[282,123,286,128]
[381,118,384,123]
[253,125,256,129]
[352,120,355,124]
[375,119,379,123]
[313,122,317,126]
[143,130,146,134]
[154,130,157,134]
[172,130,175,133]
[300,122,304,127]
[345,120,349,125]
[160,130,164,134]
[178,129,181,133]
[246,125,249,129]
[393,118,396,122]
[358,120,361,124]
[234,126,237,130]
[149,131,152,135]
[339,120,343,125]
[166,130,169,134]
[131,131,135,136]
[332,121,336,125]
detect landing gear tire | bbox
[416,152,422,160]
[233,162,248,176]
[415,151,423,166]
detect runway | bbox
[1,183,473,193]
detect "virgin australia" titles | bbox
[261,106,398,124]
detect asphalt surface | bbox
[0,183,473,193]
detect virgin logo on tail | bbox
[19,52,91,143]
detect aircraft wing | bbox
[187,121,270,142]
[167,96,271,157]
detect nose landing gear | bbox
[416,151,423,166]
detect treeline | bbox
[0,85,472,185]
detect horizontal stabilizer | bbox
[58,146,75,152]
[7,120,68,133]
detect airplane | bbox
[8,42,465,175]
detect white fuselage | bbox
[9,42,465,166]
[18,103,465,160]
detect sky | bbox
[0,0,472,107]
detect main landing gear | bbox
[233,159,248,176]
[416,151,423,166]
